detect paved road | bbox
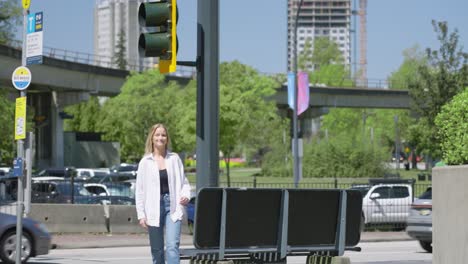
[21,241,431,264]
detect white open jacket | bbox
[135,152,191,227]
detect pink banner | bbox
[297,71,309,115]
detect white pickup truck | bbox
[351,179,415,228]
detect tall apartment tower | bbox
[93,0,156,71]
[287,0,351,72]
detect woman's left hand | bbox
[180,196,189,206]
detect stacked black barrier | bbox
[181,188,362,263]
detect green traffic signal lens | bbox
[138,1,171,27]
[139,33,171,58]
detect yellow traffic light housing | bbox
[138,0,178,74]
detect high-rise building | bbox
[93,0,156,71]
[287,0,351,71]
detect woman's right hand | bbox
[139,218,148,230]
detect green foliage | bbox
[260,119,292,177]
[0,89,15,164]
[171,80,196,153]
[302,135,388,178]
[0,89,35,165]
[218,61,286,182]
[0,0,21,44]
[435,87,468,165]
[114,28,127,70]
[309,64,353,87]
[387,45,427,89]
[64,96,102,132]
[260,35,390,178]
[298,37,343,71]
[407,21,468,158]
[96,70,182,162]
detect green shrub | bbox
[435,88,468,165]
[301,135,388,178]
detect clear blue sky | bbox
[16,0,468,80]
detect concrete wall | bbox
[1,203,190,234]
[433,165,468,264]
[64,132,120,168]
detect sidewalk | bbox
[51,231,413,250]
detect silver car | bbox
[406,187,432,252]
[0,212,51,264]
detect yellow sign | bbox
[22,0,31,10]
[15,97,27,140]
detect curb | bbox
[50,233,414,250]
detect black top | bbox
[159,169,169,195]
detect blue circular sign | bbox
[12,66,32,90]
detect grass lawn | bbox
[186,165,433,186]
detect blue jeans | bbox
[148,194,181,264]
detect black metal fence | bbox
[1,177,431,232]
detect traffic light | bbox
[138,0,178,74]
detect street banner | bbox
[26,12,43,65]
[15,97,27,140]
[287,72,295,110]
[297,71,309,116]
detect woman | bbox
[136,123,191,264]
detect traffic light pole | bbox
[195,0,220,190]
[293,0,304,188]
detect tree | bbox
[408,21,468,160]
[387,46,427,168]
[96,70,183,162]
[64,96,102,132]
[114,28,127,70]
[0,89,15,164]
[218,61,283,185]
[0,0,21,44]
[298,37,344,72]
[435,87,468,165]
[297,37,351,86]
[388,45,427,90]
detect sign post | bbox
[13,1,33,263]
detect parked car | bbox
[76,168,110,181]
[352,179,414,228]
[406,187,432,253]
[34,167,77,179]
[110,163,138,177]
[83,183,109,196]
[80,195,135,205]
[87,172,135,184]
[0,212,51,264]
[391,152,406,162]
[30,181,92,204]
[186,197,196,234]
[0,167,11,176]
[105,183,134,198]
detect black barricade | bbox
[193,188,362,251]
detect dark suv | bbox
[31,181,91,204]
[35,167,77,179]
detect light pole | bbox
[293,0,304,188]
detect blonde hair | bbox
[144,123,170,155]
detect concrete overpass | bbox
[0,43,411,168]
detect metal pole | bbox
[16,7,29,264]
[394,115,399,172]
[196,0,219,191]
[293,0,304,188]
